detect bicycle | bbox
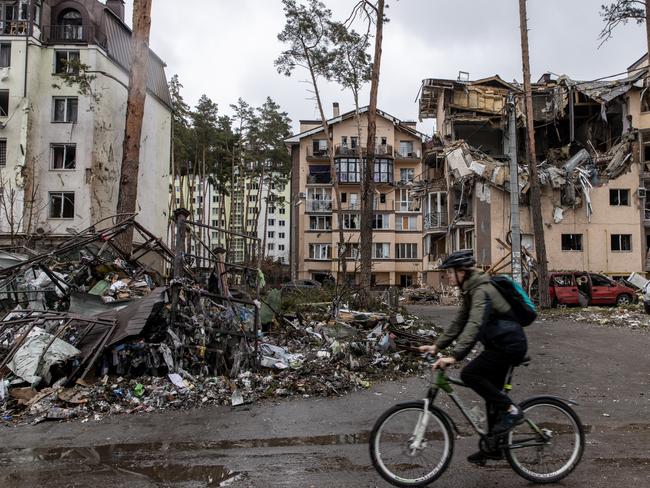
[369,355,585,486]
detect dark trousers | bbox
[460,349,526,415]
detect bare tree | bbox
[116,0,152,253]
[275,0,349,285]
[519,0,551,308]
[599,0,650,57]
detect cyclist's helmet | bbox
[437,249,476,270]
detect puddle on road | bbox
[0,431,369,485]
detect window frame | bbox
[309,243,331,260]
[561,233,583,251]
[54,49,80,75]
[0,89,8,117]
[396,243,418,259]
[52,96,78,123]
[50,143,77,170]
[0,43,11,68]
[0,138,6,166]
[372,242,390,259]
[611,233,632,252]
[48,191,75,219]
[609,188,630,207]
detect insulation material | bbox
[476,182,491,203]
[553,207,564,224]
[469,161,487,177]
[446,147,472,178]
[7,327,81,384]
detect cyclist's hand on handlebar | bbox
[432,356,456,370]
[418,344,438,355]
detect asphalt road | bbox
[0,306,649,487]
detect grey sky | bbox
[125,0,646,134]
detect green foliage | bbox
[599,0,646,44]
[52,59,101,109]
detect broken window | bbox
[51,144,76,169]
[609,189,630,206]
[400,168,414,182]
[373,243,390,259]
[54,50,80,74]
[372,214,390,229]
[611,234,631,252]
[399,140,414,157]
[0,43,10,67]
[53,97,78,123]
[311,139,327,157]
[309,243,331,260]
[0,89,8,116]
[49,191,75,219]
[642,89,650,113]
[342,213,359,229]
[561,234,583,251]
[309,216,331,230]
[400,274,413,287]
[0,139,5,166]
[396,215,417,231]
[396,243,418,259]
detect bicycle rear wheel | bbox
[506,397,584,483]
[369,401,453,487]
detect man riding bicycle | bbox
[419,249,528,464]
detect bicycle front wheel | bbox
[506,397,585,484]
[369,401,454,487]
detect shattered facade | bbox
[0,0,171,244]
[286,105,426,287]
[418,70,645,285]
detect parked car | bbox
[549,272,637,307]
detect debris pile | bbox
[0,214,440,425]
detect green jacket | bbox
[435,270,513,360]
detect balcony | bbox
[424,212,448,231]
[395,200,420,212]
[305,199,333,212]
[395,149,422,160]
[0,19,28,36]
[334,144,394,158]
[306,146,329,161]
[307,174,332,184]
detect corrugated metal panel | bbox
[103,13,172,108]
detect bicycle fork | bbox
[408,398,431,453]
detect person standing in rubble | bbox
[418,249,528,465]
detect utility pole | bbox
[518,0,551,307]
[507,93,522,285]
[116,0,153,254]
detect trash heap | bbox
[0,215,442,425]
[0,306,439,425]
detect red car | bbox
[549,272,637,307]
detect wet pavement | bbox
[1,305,649,487]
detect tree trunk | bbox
[646,0,650,66]
[116,0,152,253]
[518,0,551,308]
[360,0,385,305]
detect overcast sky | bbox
[124,0,645,134]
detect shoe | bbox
[467,449,503,465]
[491,409,525,435]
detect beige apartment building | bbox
[286,106,425,287]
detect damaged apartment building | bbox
[0,0,171,245]
[418,64,649,286]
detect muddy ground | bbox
[0,305,648,487]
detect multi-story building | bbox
[0,0,171,242]
[286,105,426,287]
[171,172,291,265]
[418,71,643,285]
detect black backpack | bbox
[490,275,538,327]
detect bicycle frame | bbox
[419,370,552,449]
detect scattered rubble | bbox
[0,215,441,426]
[542,305,650,332]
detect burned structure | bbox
[418,72,643,286]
